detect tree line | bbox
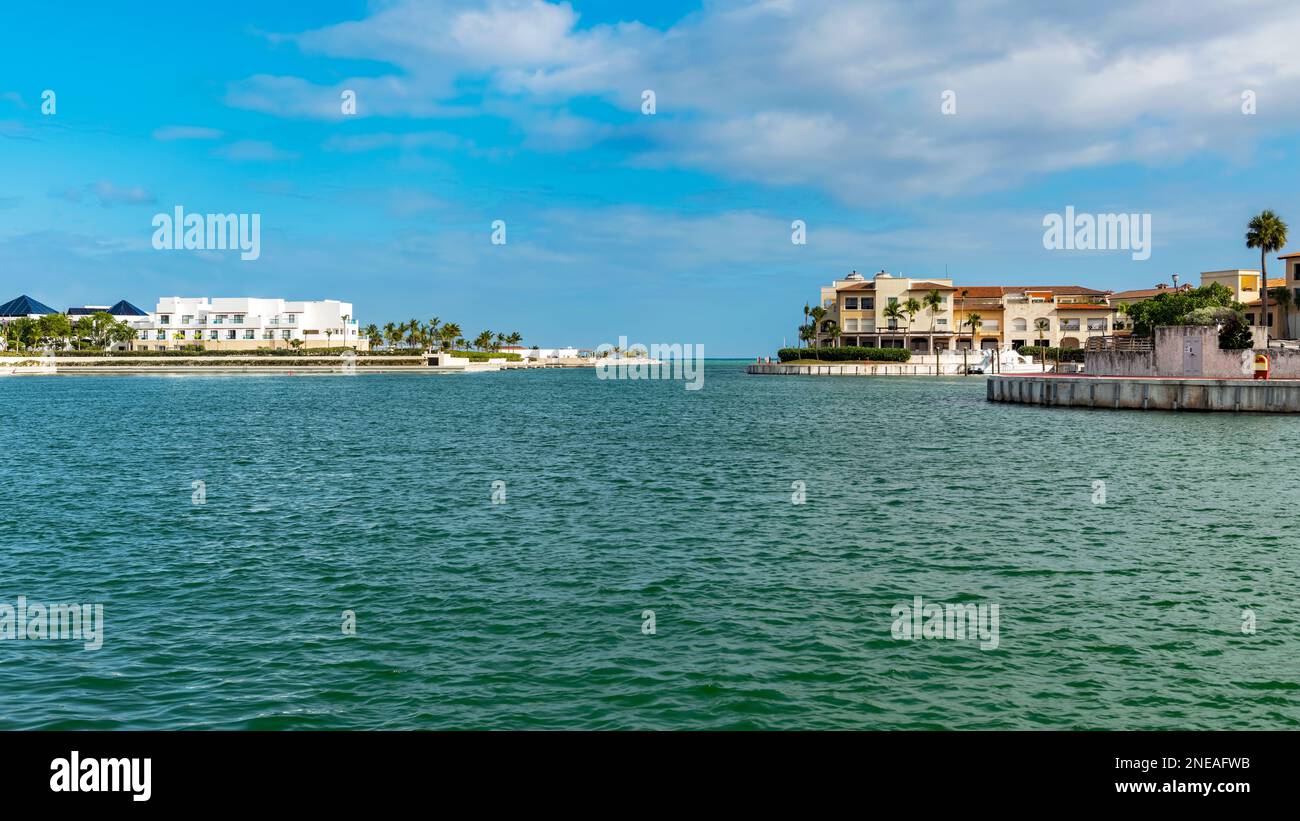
[361,319,523,352]
[1,312,136,351]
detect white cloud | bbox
[55,181,157,207]
[225,0,1300,200]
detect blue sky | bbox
[4,0,1300,355]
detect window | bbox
[159,315,170,325]
[243,330,254,340]
[845,297,858,310]
[226,330,236,340]
[1059,319,1080,331]
[1012,318,1027,331]
[862,298,875,310]
[233,315,244,324]
[213,315,224,324]
[845,319,858,332]
[888,297,899,306]
[182,315,193,325]
[156,331,166,340]
[263,331,273,340]
[936,318,947,326]
[209,330,218,340]
[282,330,291,340]
[1087,318,1107,331]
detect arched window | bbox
[1012,318,1028,331]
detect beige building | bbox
[1202,269,1288,338]
[815,272,1117,351]
[1276,252,1300,339]
[817,270,958,353]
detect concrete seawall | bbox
[747,362,956,376]
[988,374,1300,413]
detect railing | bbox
[1085,335,1153,352]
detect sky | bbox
[4,0,1300,355]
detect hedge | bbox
[1016,345,1085,362]
[778,346,911,363]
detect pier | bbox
[987,374,1300,412]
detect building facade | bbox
[129,297,366,351]
[815,272,1118,351]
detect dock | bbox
[988,374,1300,413]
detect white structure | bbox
[525,346,581,360]
[131,297,364,351]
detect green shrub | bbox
[444,350,523,362]
[777,346,911,363]
[1016,345,1085,362]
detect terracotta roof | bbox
[1055,303,1115,311]
[957,286,1010,298]
[907,282,959,291]
[1112,284,1190,299]
[835,282,876,291]
[1014,285,1111,295]
[1278,252,1300,259]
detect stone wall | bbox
[989,374,1300,413]
[1083,325,1300,378]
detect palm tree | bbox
[1271,286,1294,340]
[809,306,827,354]
[364,324,381,349]
[507,331,522,347]
[826,321,841,348]
[427,316,441,350]
[474,330,493,351]
[341,314,351,349]
[882,302,905,350]
[1115,302,1130,332]
[1246,210,1288,343]
[441,323,461,352]
[1034,317,1050,372]
[798,324,814,352]
[383,322,400,350]
[903,297,921,355]
[923,289,944,372]
[802,303,811,350]
[964,312,982,374]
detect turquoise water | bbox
[2,364,1299,729]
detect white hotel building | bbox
[129,297,365,351]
